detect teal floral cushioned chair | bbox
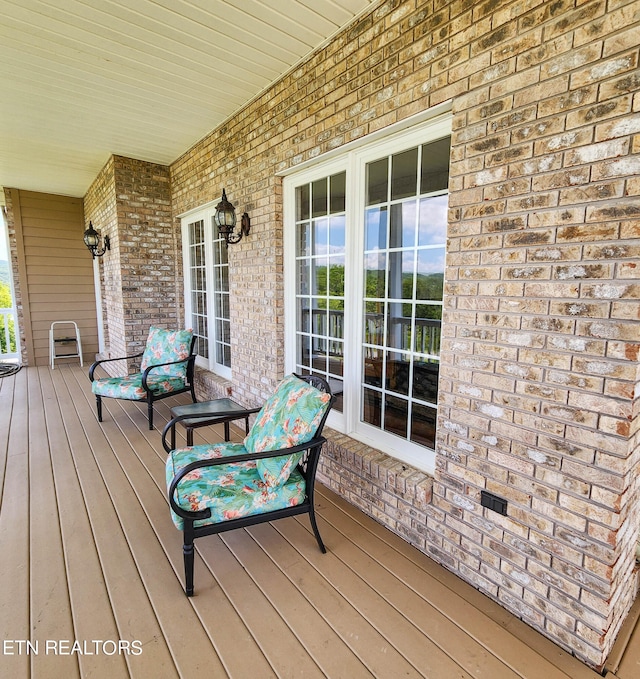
[89,326,197,430]
[164,373,334,596]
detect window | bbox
[181,206,231,379]
[294,173,346,412]
[285,114,450,473]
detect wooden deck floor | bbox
[0,364,634,678]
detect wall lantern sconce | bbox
[214,189,251,246]
[83,221,110,258]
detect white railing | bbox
[0,307,19,360]
[303,308,442,359]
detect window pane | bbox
[221,293,229,319]
[213,292,226,319]
[391,148,418,201]
[297,259,310,295]
[312,258,328,295]
[329,255,345,296]
[384,394,408,439]
[364,301,384,348]
[312,305,326,334]
[328,215,345,250]
[413,358,439,404]
[364,252,386,299]
[312,178,327,217]
[329,377,344,413]
[298,333,311,367]
[217,318,230,344]
[312,217,328,255]
[329,340,344,376]
[362,387,382,426]
[298,297,311,333]
[330,172,346,213]
[387,302,410,350]
[221,344,231,367]
[421,137,451,194]
[416,249,445,300]
[219,264,229,290]
[193,242,204,266]
[415,306,442,357]
[366,158,388,205]
[411,402,437,448]
[388,250,414,300]
[418,195,448,245]
[385,351,410,396]
[213,238,227,266]
[312,337,327,372]
[297,221,311,256]
[390,202,416,248]
[296,184,310,221]
[365,207,387,251]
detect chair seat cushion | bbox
[92,373,187,400]
[166,442,307,530]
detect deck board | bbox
[249,519,473,678]
[315,464,605,679]
[280,512,514,677]
[0,365,620,678]
[221,527,375,678]
[50,367,181,679]
[315,491,592,679]
[54,362,229,677]
[41,366,130,679]
[29,367,79,679]
[0,369,30,679]
[59,362,277,678]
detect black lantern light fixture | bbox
[214,189,250,246]
[83,221,110,258]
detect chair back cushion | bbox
[244,374,332,488]
[140,327,193,379]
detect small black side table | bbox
[166,398,261,450]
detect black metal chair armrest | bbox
[167,436,326,521]
[141,354,195,392]
[89,352,144,381]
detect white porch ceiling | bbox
[0,0,375,203]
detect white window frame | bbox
[180,202,231,380]
[284,110,451,474]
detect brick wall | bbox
[156,0,637,669]
[113,156,178,355]
[320,429,435,549]
[83,157,121,365]
[84,155,177,373]
[436,0,640,667]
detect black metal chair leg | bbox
[183,524,195,596]
[308,507,327,554]
[147,399,154,430]
[96,395,103,422]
